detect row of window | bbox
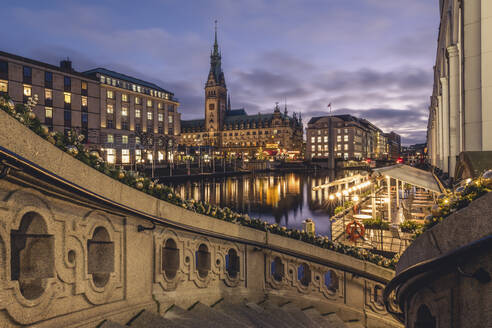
[106,89,168,109]
[106,105,173,122]
[100,75,171,100]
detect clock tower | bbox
[205,21,227,139]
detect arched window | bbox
[324,270,339,293]
[87,227,114,288]
[11,212,54,300]
[415,304,436,328]
[196,244,210,278]
[298,263,311,286]
[225,248,239,278]
[271,257,284,282]
[162,238,179,279]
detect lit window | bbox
[317,136,321,142]
[168,115,173,123]
[0,80,7,93]
[344,128,348,133]
[45,107,53,118]
[137,86,141,93]
[107,104,114,114]
[122,149,130,163]
[158,102,163,109]
[135,149,142,162]
[324,145,329,151]
[337,129,341,134]
[64,92,71,104]
[135,109,141,118]
[311,145,315,151]
[82,96,88,107]
[121,106,128,116]
[122,135,128,144]
[158,113,163,122]
[135,97,141,105]
[318,130,321,135]
[344,135,348,142]
[132,84,136,92]
[106,148,115,164]
[337,144,341,151]
[100,75,105,83]
[122,94,128,102]
[344,144,348,150]
[107,90,113,99]
[23,85,32,97]
[147,99,152,107]
[135,136,140,145]
[318,145,322,150]
[324,136,328,142]
[158,151,164,161]
[107,134,114,143]
[337,135,341,142]
[81,81,87,90]
[147,111,153,120]
[311,137,315,143]
[45,89,52,100]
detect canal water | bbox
[165,170,361,237]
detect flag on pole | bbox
[327,103,332,113]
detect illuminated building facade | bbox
[179,27,304,159]
[83,68,180,165]
[306,114,389,161]
[0,51,100,143]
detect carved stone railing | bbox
[0,110,401,327]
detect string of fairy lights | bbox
[326,180,373,201]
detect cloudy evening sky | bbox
[1,0,439,145]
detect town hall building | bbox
[179,26,304,159]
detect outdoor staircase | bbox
[98,299,364,328]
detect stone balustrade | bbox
[0,110,401,327]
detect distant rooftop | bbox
[83,67,176,101]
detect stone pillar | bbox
[438,95,444,169]
[433,110,438,167]
[440,77,450,174]
[463,0,483,151]
[448,45,460,177]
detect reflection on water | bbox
[167,170,361,237]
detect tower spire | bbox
[213,20,219,56]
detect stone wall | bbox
[395,192,492,327]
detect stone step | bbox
[188,301,252,328]
[344,321,365,328]
[280,302,324,328]
[163,304,216,328]
[320,313,349,328]
[127,310,184,328]
[258,300,305,328]
[97,320,127,328]
[303,308,348,328]
[213,301,276,328]
[245,301,297,328]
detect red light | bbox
[366,158,371,163]
[396,157,403,164]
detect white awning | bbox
[372,164,442,193]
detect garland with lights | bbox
[0,94,407,270]
[415,176,492,236]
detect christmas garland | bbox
[415,176,492,237]
[1,94,402,269]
